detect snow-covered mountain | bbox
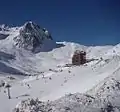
[0,21,120,112]
[14,21,53,52]
[0,21,57,76]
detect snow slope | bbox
[13,55,120,112]
[0,22,120,112]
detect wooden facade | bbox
[72,50,86,65]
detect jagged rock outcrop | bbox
[14,21,53,52]
[0,24,9,31]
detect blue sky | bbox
[0,0,120,45]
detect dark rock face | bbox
[14,21,53,51]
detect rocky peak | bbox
[0,24,9,31]
[14,21,53,52]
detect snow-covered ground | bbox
[0,22,120,112]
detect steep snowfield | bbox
[0,22,120,112]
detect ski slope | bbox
[0,22,120,112]
[0,44,120,112]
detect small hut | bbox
[72,50,86,65]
